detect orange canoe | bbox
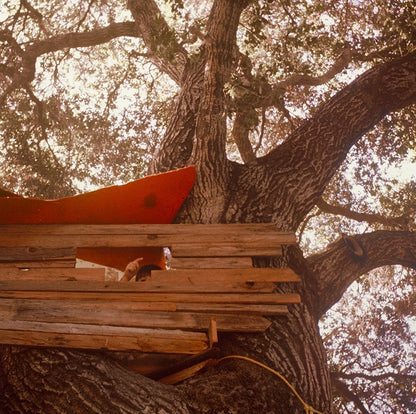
[0,167,196,270]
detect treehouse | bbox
[0,169,300,381]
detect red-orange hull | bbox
[0,167,195,270]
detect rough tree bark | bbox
[0,1,416,413]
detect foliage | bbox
[0,1,178,196]
[321,267,416,413]
[0,0,415,412]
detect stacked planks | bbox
[0,224,300,356]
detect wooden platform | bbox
[0,224,300,369]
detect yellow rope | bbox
[216,355,324,414]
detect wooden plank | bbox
[0,321,209,353]
[151,268,301,283]
[0,299,272,332]
[0,298,176,312]
[147,349,220,380]
[159,359,214,385]
[0,268,105,281]
[0,330,209,353]
[137,280,274,293]
[0,291,301,304]
[0,280,275,293]
[0,223,293,236]
[208,318,218,347]
[0,298,290,315]
[175,303,289,316]
[0,319,208,339]
[171,245,282,257]
[0,259,76,269]
[0,224,296,248]
[0,247,76,261]
[0,234,290,248]
[170,257,253,269]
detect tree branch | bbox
[260,51,416,227]
[0,346,189,413]
[20,1,189,85]
[21,0,50,36]
[307,230,416,316]
[332,371,416,383]
[229,47,352,115]
[231,109,257,163]
[179,0,250,223]
[316,197,412,230]
[0,188,18,197]
[0,22,140,104]
[331,375,371,414]
[127,0,188,84]
[26,22,139,56]
[273,47,352,91]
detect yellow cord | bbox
[216,355,324,414]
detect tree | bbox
[0,0,415,412]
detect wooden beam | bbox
[208,318,218,347]
[159,359,214,385]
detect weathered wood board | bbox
[0,298,271,332]
[0,320,210,353]
[0,223,300,358]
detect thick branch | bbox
[332,371,416,383]
[273,48,352,91]
[307,230,416,316]
[193,0,249,159]
[226,53,416,227]
[0,347,189,413]
[0,188,18,197]
[260,51,416,226]
[331,375,371,414]
[231,109,257,163]
[26,22,139,56]
[228,48,351,163]
[181,0,249,223]
[0,22,140,104]
[231,48,352,115]
[127,0,188,84]
[21,0,50,35]
[316,197,412,229]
